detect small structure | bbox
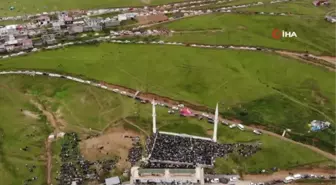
[69,25,84,34]
[41,34,57,45]
[118,14,127,21]
[0,45,6,53]
[85,18,103,32]
[52,22,62,31]
[118,13,138,21]
[104,20,120,28]
[64,16,74,24]
[36,15,51,25]
[105,176,121,185]
[21,39,33,50]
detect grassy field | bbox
[159,14,336,55]
[0,0,185,17]
[240,0,336,16]
[0,77,51,184]
[0,43,334,151]
[0,75,332,180]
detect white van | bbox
[229,124,236,128]
[238,124,245,131]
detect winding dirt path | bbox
[30,100,65,184]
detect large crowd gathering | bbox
[146,133,261,167]
[56,133,116,185]
[128,137,143,166]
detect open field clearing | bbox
[0,43,334,139]
[240,0,335,16]
[0,79,51,184]
[159,14,336,55]
[0,75,333,181]
[0,0,185,17]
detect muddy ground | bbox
[80,127,140,170]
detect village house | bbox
[64,16,74,24]
[0,44,5,53]
[69,25,84,34]
[117,13,138,21]
[21,39,33,50]
[85,18,103,32]
[52,22,62,31]
[104,20,120,28]
[2,34,31,52]
[36,15,51,25]
[41,34,57,45]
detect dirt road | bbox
[45,139,52,185]
[244,169,336,182]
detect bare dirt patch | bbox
[207,129,213,136]
[30,100,67,132]
[22,110,39,119]
[80,127,139,170]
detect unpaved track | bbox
[45,139,52,184]
[30,100,64,185]
[244,169,336,182]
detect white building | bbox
[130,166,205,185]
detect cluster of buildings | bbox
[0,11,124,54]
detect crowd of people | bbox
[56,133,116,185]
[128,137,143,166]
[141,162,195,169]
[146,133,261,167]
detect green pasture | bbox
[0,75,332,177]
[0,76,51,185]
[160,14,336,55]
[0,0,185,17]
[0,43,334,151]
[240,0,335,16]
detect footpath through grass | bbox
[0,43,334,152]
[0,75,332,176]
[160,14,336,55]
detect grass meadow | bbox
[0,0,185,17]
[0,75,332,182]
[159,14,336,55]
[239,0,336,16]
[0,77,51,185]
[0,43,334,153]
